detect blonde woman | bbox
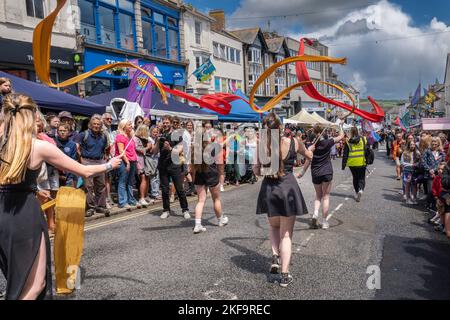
[0,94,122,300]
[115,119,139,209]
[134,124,154,206]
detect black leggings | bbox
[159,166,189,212]
[350,166,367,193]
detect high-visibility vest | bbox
[347,137,366,167]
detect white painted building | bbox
[180,5,215,97]
[285,37,328,118]
[0,0,78,86]
[209,10,244,95]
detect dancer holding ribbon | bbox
[0,94,122,300]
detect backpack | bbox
[363,137,374,165]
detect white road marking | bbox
[345,197,349,201]
[301,233,315,247]
[326,203,343,221]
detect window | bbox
[213,42,219,58]
[236,50,241,64]
[265,79,270,96]
[99,6,116,47]
[119,14,135,50]
[220,44,227,60]
[142,20,152,53]
[140,4,181,61]
[264,53,269,67]
[169,29,179,60]
[195,21,202,45]
[26,0,44,18]
[79,0,96,42]
[154,24,167,58]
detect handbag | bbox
[144,155,158,176]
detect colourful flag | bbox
[411,83,421,106]
[193,59,216,82]
[425,90,438,105]
[127,63,154,117]
[395,116,407,132]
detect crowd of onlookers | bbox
[34,110,266,234]
[379,126,450,238]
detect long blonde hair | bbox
[0,94,37,184]
[117,119,132,137]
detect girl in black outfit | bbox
[254,113,314,287]
[300,124,344,229]
[0,94,122,300]
[191,124,234,234]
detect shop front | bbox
[83,48,186,96]
[0,38,77,92]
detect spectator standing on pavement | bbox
[254,112,314,288]
[0,77,12,108]
[134,124,153,206]
[400,140,421,204]
[58,111,78,142]
[45,114,59,139]
[392,133,405,180]
[153,115,190,220]
[422,137,445,213]
[386,129,395,159]
[102,112,116,207]
[149,126,161,200]
[35,112,58,234]
[300,123,345,229]
[115,119,139,209]
[54,123,78,187]
[76,114,110,217]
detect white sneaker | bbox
[321,221,330,229]
[219,216,229,227]
[220,184,225,192]
[406,198,414,205]
[183,211,191,220]
[139,199,149,207]
[160,211,170,219]
[356,190,363,202]
[193,225,206,234]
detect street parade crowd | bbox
[0,75,449,300]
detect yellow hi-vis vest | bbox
[347,137,366,167]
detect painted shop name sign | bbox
[26,55,71,66]
[0,38,74,69]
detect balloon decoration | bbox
[32,0,384,122]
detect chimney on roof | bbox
[209,9,225,32]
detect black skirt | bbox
[194,165,220,188]
[0,191,52,300]
[256,173,308,217]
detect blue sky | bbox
[185,0,450,99]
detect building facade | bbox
[181,4,214,97]
[77,0,186,95]
[0,0,78,92]
[209,10,244,96]
[285,37,329,118]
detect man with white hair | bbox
[75,114,110,217]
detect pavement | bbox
[1,145,449,300]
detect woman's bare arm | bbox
[34,140,121,178]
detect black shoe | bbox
[96,207,110,217]
[85,209,95,218]
[279,273,293,288]
[310,217,319,229]
[270,255,280,274]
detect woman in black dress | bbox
[0,94,122,300]
[191,123,234,234]
[300,124,344,230]
[254,113,314,287]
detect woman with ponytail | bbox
[253,112,314,288]
[0,94,122,300]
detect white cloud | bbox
[350,72,367,94]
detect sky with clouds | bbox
[185,0,450,99]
